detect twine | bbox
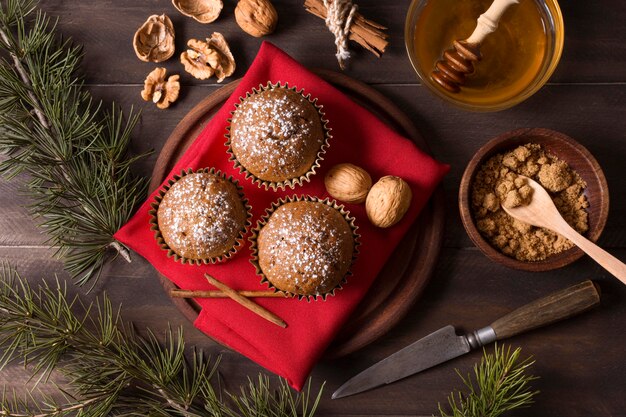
[323,0,358,70]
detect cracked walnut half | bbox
[133,14,175,63]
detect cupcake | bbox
[250,197,359,300]
[226,82,330,190]
[150,168,251,264]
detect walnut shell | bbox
[235,0,278,37]
[325,163,372,204]
[180,33,235,82]
[141,68,180,109]
[133,14,175,63]
[172,0,223,23]
[365,176,412,228]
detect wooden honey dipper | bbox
[431,0,520,93]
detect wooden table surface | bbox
[2,1,625,416]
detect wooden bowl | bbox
[459,128,609,271]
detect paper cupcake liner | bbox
[149,167,253,265]
[249,195,360,302]
[225,81,332,191]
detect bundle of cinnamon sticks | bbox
[304,0,389,57]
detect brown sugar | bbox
[471,143,589,261]
[495,174,534,209]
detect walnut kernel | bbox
[141,68,180,109]
[180,33,235,82]
[133,14,175,63]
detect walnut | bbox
[133,14,175,63]
[325,163,372,204]
[180,33,235,82]
[365,176,412,228]
[141,68,180,109]
[172,0,223,23]
[235,0,278,37]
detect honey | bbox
[413,0,550,107]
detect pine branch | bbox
[0,395,104,417]
[224,376,324,417]
[0,20,49,129]
[438,344,539,417]
[0,0,149,288]
[0,266,325,417]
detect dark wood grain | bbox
[1,1,625,416]
[0,177,45,245]
[317,249,626,417]
[36,1,626,85]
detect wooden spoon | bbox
[502,176,626,285]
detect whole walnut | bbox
[235,0,278,37]
[325,163,372,204]
[366,176,412,228]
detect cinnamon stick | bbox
[170,289,286,299]
[304,0,389,57]
[204,274,287,328]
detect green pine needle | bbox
[0,0,149,288]
[225,376,325,417]
[438,344,539,417]
[0,266,325,417]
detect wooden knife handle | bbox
[490,280,600,340]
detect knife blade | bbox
[332,280,600,399]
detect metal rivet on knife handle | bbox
[490,280,600,340]
[466,325,497,350]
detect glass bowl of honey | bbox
[405,0,564,112]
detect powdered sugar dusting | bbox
[257,201,354,295]
[157,173,247,260]
[230,88,324,182]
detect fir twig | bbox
[225,376,324,417]
[438,344,539,417]
[0,13,49,130]
[0,0,149,288]
[0,266,324,417]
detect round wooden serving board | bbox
[149,69,446,358]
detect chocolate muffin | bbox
[156,171,248,261]
[228,85,327,186]
[256,200,355,297]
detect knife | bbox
[332,280,600,399]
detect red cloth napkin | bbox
[114,42,449,390]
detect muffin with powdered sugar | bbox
[250,196,359,300]
[150,168,251,264]
[226,83,330,190]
